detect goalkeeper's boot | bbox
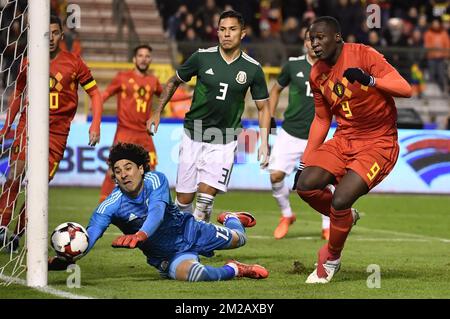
[273,214,296,239]
[305,244,341,284]
[227,260,269,279]
[217,212,256,228]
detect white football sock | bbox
[194,193,215,222]
[175,197,193,214]
[271,180,293,217]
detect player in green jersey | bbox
[148,10,271,222]
[268,28,331,240]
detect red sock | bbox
[0,179,21,226]
[99,174,115,203]
[328,206,354,260]
[296,188,333,216]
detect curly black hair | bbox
[108,143,150,173]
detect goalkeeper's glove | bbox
[292,161,305,190]
[270,117,277,135]
[111,231,148,249]
[48,256,75,271]
[343,68,375,87]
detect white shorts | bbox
[176,133,238,193]
[268,128,308,175]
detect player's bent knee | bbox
[229,230,247,248]
[331,195,352,211]
[270,171,285,184]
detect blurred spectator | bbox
[335,0,364,40]
[195,0,221,41]
[383,18,409,46]
[281,17,300,45]
[367,30,382,47]
[410,63,426,98]
[254,20,286,66]
[167,5,188,39]
[176,12,196,41]
[424,17,450,94]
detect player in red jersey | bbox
[293,17,412,283]
[0,15,103,252]
[98,45,163,202]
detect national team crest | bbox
[138,86,146,97]
[49,76,56,89]
[236,71,247,84]
[333,82,345,97]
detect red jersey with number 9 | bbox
[309,43,398,139]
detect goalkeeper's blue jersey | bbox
[86,171,219,270]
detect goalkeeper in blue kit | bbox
[48,143,268,281]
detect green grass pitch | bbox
[1,187,449,299]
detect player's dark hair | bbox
[312,16,341,35]
[133,44,153,57]
[50,15,62,31]
[108,143,150,173]
[219,10,245,28]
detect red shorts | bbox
[306,134,399,190]
[113,129,157,169]
[10,134,65,181]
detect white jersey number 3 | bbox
[216,82,228,100]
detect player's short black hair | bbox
[311,16,341,35]
[108,143,150,173]
[133,44,153,56]
[50,15,62,30]
[218,10,245,28]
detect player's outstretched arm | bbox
[255,99,271,168]
[147,74,183,135]
[373,71,412,98]
[87,87,103,146]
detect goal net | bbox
[0,0,49,287]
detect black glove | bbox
[343,68,375,86]
[292,161,305,190]
[270,117,277,135]
[48,256,75,271]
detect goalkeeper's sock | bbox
[328,206,354,260]
[194,193,214,222]
[99,173,115,203]
[297,188,333,216]
[187,262,236,281]
[0,179,21,226]
[175,197,193,214]
[271,180,293,217]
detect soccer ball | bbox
[51,222,89,260]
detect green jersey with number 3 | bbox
[277,55,314,139]
[177,46,269,143]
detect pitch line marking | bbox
[0,274,94,299]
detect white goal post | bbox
[26,0,49,287]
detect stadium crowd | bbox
[156,0,449,96]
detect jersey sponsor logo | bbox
[296,71,304,78]
[236,71,247,84]
[205,68,215,75]
[333,82,345,98]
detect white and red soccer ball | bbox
[51,222,89,260]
